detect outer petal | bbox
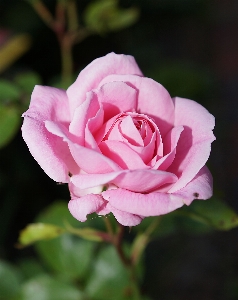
[23,85,71,123]
[71,171,122,190]
[45,121,121,173]
[71,169,177,193]
[68,194,106,222]
[113,170,177,193]
[168,97,215,192]
[69,181,104,198]
[22,86,78,182]
[173,165,213,205]
[98,75,175,136]
[107,203,143,226]
[67,53,143,116]
[102,188,184,217]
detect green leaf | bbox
[178,197,238,231]
[19,275,84,300]
[35,201,79,227]
[36,200,106,232]
[36,236,95,280]
[135,215,178,238]
[106,6,139,32]
[0,34,31,74]
[18,223,65,247]
[18,258,45,280]
[0,80,21,103]
[14,72,41,94]
[65,224,109,242]
[85,245,132,300]
[35,201,95,280]
[0,105,20,148]
[84,0,139,34]
[0,260,21,299]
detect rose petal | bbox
[113,169,178,193]
[71,171,122,190]
[128,132,156,164]
[69,181,104,198]
[98,75,175,136]
[173,165,213,205]
[23,85,71,123]
[120,115,144,146]
[106,203,143,226]
[45,121,121,173]
[85,104,104,150]
[105,118,124,142]
[97,81,137,122]
[99,140,149,170]
[168,97,215,192]
[22,117,79,183]
[94,114,120,144]
[153,126,184,170]
[143,120,153,146]
[67,53,143,116]
[22,86,78,182]
[102,188,184,217]
[69,91,102,144]
[68,194,106,222]
[71,169,177,193]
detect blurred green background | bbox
[0,0,238,299]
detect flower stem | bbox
[60,35,73,86]
[103,216,114,237]
[114,223,131,267]
[29,0,91,86]
[32,1,55,30]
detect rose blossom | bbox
[22,53,215,226]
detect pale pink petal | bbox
[105,119,124,142]
[94,114,120,144]
[153,126,184,170]
[22,117,78,183]
[71,171,122,189]
[107,203,143,226]
[98,75,175,136]
[84,105,104,150]
[21,86,79,182]
[128,132,156,164]
[71,169,177,192]
[69,181,104,198]
[67,53,143,116]
[102,188,184,217]
[45,121,121,173]
[120,115,143,146]
[173,165,213,205]
[23,85,71,123]
[68,194,106,222]
[69,91,102,143]
[99,140,149,170]
[97,81,137,122]
[143,121,153,146]
[168,97,215,192]
[112,169,178,193]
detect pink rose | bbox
[22,53,215,226]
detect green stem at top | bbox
[60,35,74,87]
